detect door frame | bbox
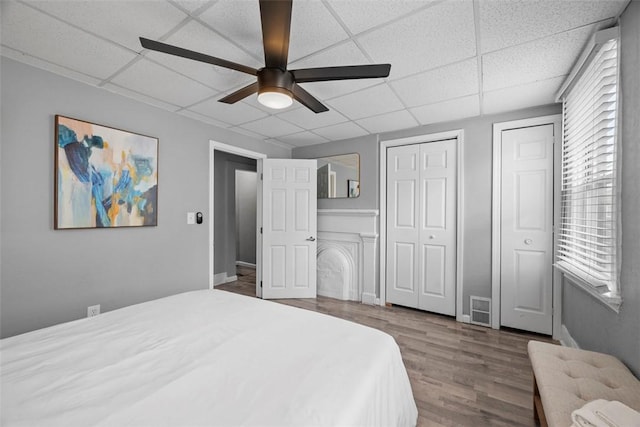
[379,130,465,322]
[491,115,562,338]
[209,140,266,290]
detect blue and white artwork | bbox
[55,116,158,229]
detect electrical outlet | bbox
[87,304,100,317]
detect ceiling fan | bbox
[140,0,391,113]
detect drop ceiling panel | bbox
[288,1,350,62]
[290,41,383,99]
[177,110,231,129]
[277,131,330,147]
[172,0,214,14]
[144,20,259,90]
[358,0,476,79]
[326,0,434,35]
[1,46,102,86]
[479,0,625,53]
[276,106,348,130]
[356,110,419,134]
[327,84,404,120]
[111,58,217,107]
[410,94,480,126]
[312,122,368,141]
[482,25,596,92]
[198,0,263,61]
[239,116,304,138]
[1,2,137,80]
[103,82,181,111]
[188,96,268,126]
[391,58,478,108]
[26,0,187,52]
[482,76,565,115]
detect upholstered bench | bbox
[528,341,640,427]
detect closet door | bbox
[386,144,421,308]
[386,140,457,316]
[417,140,456,315]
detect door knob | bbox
[306,236,316,241]
[524,238,533,245]
[429,235,435,239]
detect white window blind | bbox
[557,36,619,294]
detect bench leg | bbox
[532,373,548,427]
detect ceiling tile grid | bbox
[0,0,630,148]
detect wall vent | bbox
[470,296,491,327]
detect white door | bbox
[260,159,317,299]
[386,139,457,315]
[500,125,554,334]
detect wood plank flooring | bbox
[218,266,555,426]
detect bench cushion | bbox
[528,341,640,427]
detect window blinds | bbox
[557,38,619,293]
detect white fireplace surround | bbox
[317,209,379,304]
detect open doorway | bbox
[209,141,266,290]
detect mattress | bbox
[1,290,418,426]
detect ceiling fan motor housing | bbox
[257,68,294,95]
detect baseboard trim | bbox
[559,324,580,349]
[361,292,377,305]
[235,261,256,268]
[213,273,238,286]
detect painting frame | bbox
[54,115,159,230]
[347,179,360,198]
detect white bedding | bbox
[1,290,418,426]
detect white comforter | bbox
[1,290,418,426]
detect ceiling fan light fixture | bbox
[257,88,293,109]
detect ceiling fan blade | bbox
[259,0,292,69]
[291,64,391,83]
[140,37,257,76]
[291,83,328,113]
[218,82,260,104]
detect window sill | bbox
[555,265,621,313]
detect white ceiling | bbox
[1,0,629,149]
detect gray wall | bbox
[561,1,640,376]
[0,58,288,338]
[236,170,257,265]
[293,104,562,312]
[213,151,256,276]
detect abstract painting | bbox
[55,115,158,229]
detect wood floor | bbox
[218,266,555,427]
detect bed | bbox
[1,290,418,426]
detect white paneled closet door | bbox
[386,139,457,316]
[500,125,554,334]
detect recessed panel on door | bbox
[395,152,417,172]
[394,242,415,291]
[422,245,445,296]
[396,180,416,228]
[270,246,286,288]
[516,171,547,231]
[295,189,310,231]
[294,245,309,288]
[514,250,546,312]
[423,178,446,229]
[271,190,286,231]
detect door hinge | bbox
[260,173,263,180]
[260,227,263,234]
[260,281,263,288]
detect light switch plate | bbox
[187,212,195,224]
